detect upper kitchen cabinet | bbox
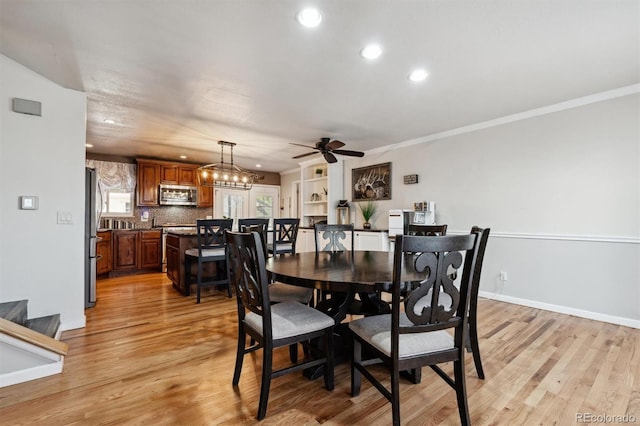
[197,185,213,208]
[299,160,342,227]
[160,164,197,186]
[136,160,160,206]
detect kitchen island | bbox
[165,230,218,295]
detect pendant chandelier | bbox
[197,141,257,190]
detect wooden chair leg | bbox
[391,364,401,426]
[468,317,485,379]
[351,339,362,396]
[454,358,471,426]
[257,344,273,420]
[233,327,245,386]
[289,344,298,363]
[196,259,202,304]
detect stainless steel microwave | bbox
[158,184,197,206]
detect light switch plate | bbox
[57,211,73,224]
[19,196,38,210]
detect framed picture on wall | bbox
[352,162,392,201]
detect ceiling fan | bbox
[290,137,365,163]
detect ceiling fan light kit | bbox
[198,141,258,190]
[291,137,365,164]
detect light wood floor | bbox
[1,273,638,425]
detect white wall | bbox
[279,169,299,218]
[344,92,640,325]
[0,54,87,330]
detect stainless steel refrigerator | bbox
[84,167,97,308]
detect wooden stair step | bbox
[0,300,28,326]
[24,314,61,339]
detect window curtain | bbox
[85,160,136,192]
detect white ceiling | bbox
[1,0,637,172]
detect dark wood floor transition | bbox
[0,273,638,425]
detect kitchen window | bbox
[102,189,134,216]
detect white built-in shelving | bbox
[298,158,344,227]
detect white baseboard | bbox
[0,359,64,388]
[479,291,640,329]
[60,315,86,332]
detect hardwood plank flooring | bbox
[1,273,638,425]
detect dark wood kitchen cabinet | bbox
[160,165,197,186]
[197,185,213,207]
[139,230,162,269]
[136,160,160,206]
[110,230,162,275]
[96,230,112,276]
[113,230,139,271]
[165,231,215,295]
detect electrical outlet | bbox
[499,271,508,281]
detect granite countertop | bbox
[165,230,197,236]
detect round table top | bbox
[266,250,422,293]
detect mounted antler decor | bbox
[352,162,391,201]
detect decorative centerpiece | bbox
[359,201,377,229]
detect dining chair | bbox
[184,219,233,303]
[226,230,335,421]
[412,226,490,380]
[238,218,269,233]
[267,218,300,256]
[407,223,447,236]
[467,226,490,379]
[314,223,354,252]
[242,223,313,362]
[349,233,482,426]
[242,222,313,306]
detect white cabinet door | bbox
[296,229,314,253]
[355,231,389,251]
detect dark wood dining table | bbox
[266,250,424,378]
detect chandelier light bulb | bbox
[223,174,229,180]
[213,172,219,179]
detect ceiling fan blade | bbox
[332,149,364,157]
[326,140,345,150]
[289,142,317,149]
[323,152,337,163]
[292,151,319,159]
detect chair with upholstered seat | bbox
[185,219,233,303]
[243,222,313,306]
[267,218,299,256]
[238,218,269,233]
[350,233,482,426]
[226,230,335,420]
[467,226,490,379]
[314,223,354,253]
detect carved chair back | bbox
[314,224,355,253]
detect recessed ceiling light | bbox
[103,119,115,124]
[256,164,262,168]
[180,155,187,159]
[85,144,93,148]
[297,8,322,28]
[409,69,429,82]
[360,44,383,60]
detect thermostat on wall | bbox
[19,196,39,210]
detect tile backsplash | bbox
[102,206,212,229]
